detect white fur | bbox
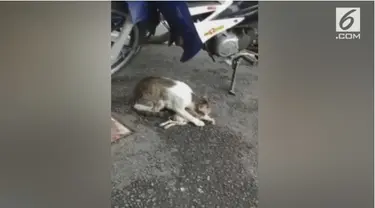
[164,80,205,127]
[133,78,205,127]
[159,113,216,129]
[133,104,153,112]
[165,80,193,107]
[159,114,188,129]
[159,109,216,129]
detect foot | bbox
[159,119,172,127]
[200,115,216,125]
[210,118,216,125]
[194,120,205,127]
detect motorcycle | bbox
[147,1,225,44]
[111,1,258,95]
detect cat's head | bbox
[195,96,211,115]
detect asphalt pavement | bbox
[111,44,259,208]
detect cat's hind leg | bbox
[163,122,178,129]
[159,118,179,129]
[133,103,154,112]
[159,115,188,129]
[134,100,164,113]
[159,119,175,129]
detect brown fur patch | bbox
[132,77,178,118]
[192,94,211,115]
[132,76,176,105]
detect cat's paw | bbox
[210,119,216,125]
[195,120,205,127]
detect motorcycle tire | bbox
[111,9,142,78]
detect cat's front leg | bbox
[175,109,205,127]
[174,115,188,125]
[200,115,216,125]
[186,107,215,125]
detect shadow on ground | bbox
[111,45,258,208]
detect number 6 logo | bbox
[336,7,361,32]
[339,9,356,30]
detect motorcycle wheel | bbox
[111,9,142,77]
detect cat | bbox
[131,76,215,127]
